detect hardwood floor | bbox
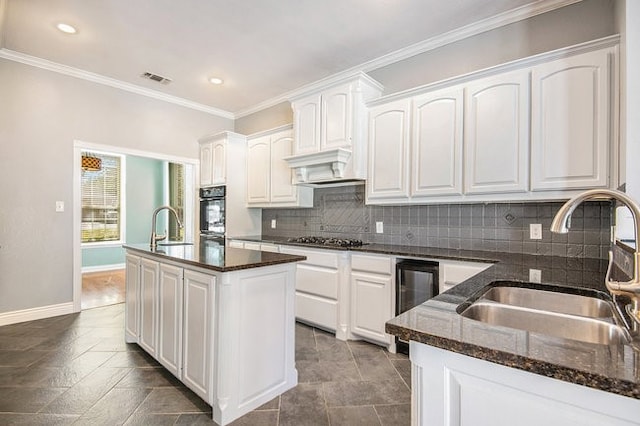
[81,270,126,310]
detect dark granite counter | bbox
[123,243,305,273]
[232,235,640,399]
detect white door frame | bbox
[73,140,199,312]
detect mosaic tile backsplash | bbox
[261,185,613,259]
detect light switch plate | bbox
[529,269,542,283]
[271,219,276,229]
[376,221,384,234]
[530,223,542,240]
[55,201,65,212]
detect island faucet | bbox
[550,189,640,330]
[150,205,184,249]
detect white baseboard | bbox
[0,302,75,326]
[82,263,125,273]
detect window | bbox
[168,162,185,241]
[81,152,124,243]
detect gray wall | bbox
[0,58,232,313]
[262,185,612,259]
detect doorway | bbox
[73,141,198,312]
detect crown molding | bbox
[234,0,581,118]
[0,48,235,119]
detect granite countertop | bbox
[123,243,306,273]
[233,235,640,400]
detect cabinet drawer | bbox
[243,242,262,251]
[260,243,279,253]
[280,246,340,269]
[440,260,491,288]
[228,240,245,249]
[351,253,392,275]
[296,264,339,299]
[295,292,337,331]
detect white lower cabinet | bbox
[280,245,349,339]
[158,264,184,379]
[439,259,492,293]
[411,342,639,426]
[349,253,394,345]
[182,269,214,402]
[139,257,159,357]
[124,254,140,342]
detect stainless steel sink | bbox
[479,286,614,318]
[460,285,631,345]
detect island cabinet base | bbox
[410,342,639,426]
[125,251,298,426]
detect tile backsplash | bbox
[261,185,613,259]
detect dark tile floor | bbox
[0,303,411,425]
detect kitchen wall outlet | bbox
[55,201,65,212]
[529,223,542,240]
[376,221,384,234]
[271,219,277,229]
[529,268,542,283]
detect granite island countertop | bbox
[123,243,306,273]
[232,235,640,399]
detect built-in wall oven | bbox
[199,185,225,247]
[396,259,439,354]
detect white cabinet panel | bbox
[124,254,140,343]
[350,271,392,344]
[246,136,270,204]
[464,70,530,194]
[295,292,338,330]
[321,84,352,150]
[367,99,411,201]
[270,132,298,203]
[183,269,214,402]
[158,264,183,378]
[139,258,159,357]
[293,95,322,154]
[531,49,611,191]
[211,138,227,185]
[412,87,464,197]
[199,141,214,187]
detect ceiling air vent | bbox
[140,72,172,85]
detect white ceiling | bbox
[0,0,573,117]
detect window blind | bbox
[168,162,185,241]
[81,153,121,243]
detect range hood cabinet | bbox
[284,148,362,186]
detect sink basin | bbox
[460,285,630,345]
[479,286,614,318]
[157,242,194,246]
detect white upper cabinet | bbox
[321,84,353,150]
[464,69,530,194]
[367,98,411,201]
[246,127,313,208]
[199,141,214,187]
[293,95,322,154]
[411,86,464,198]
[211,138,227,186]
[531,48,612,191]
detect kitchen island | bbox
[123,243,305,426]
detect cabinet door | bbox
[412,87,464,197]
[464,70,530,194]
[350,271,392,344]
[183,269,214,402]
[246,135,271,204]
[158,264,183,378]
[531,49,611,191]
[321,84,353,150]
[199,141,214,187]
[124,254,140,342]
[270,131,298,203]
[211,138,227,185]
[139,258,159,357]
[367,99,411,201]
[293,94,321,154]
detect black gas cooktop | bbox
[287,236,364,248]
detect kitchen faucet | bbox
[150,205,183,249]
[550,189,640,332]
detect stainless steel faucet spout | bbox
[550,189,640,329]
[150,206,184,248]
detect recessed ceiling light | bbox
[209,77,224,85]
[56,23,77,34]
